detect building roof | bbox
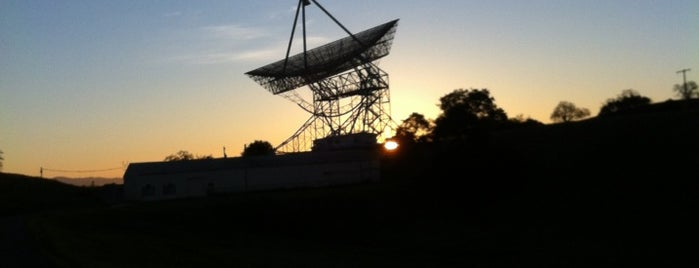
[123,149,379,178]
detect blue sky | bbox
[1,0,697,178]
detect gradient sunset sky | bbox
[1,0,697,178]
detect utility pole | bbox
[677,68,691,96]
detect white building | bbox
[123,148,381,201]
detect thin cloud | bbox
[172,36,334,65]
[234,48,285,62]
[170,45,283,65]
[295,36,333,48]
[168,20,338,65]
[165,24,276,64]
[201,24,271,41]
[171,52,238,65]
[229,35,332,63]
[266,5,298,20]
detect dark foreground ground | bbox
[2,100,698,267]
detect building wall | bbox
[123,149,380,201]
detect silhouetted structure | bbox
[123,1,396,201]
[246,0,399,153]
[677,68,691,95]
[124,149,379,201]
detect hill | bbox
[5,99,699,267]
[0,173,103,216]
[492,98,699,176]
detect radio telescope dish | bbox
[245,0,399,153]
[246,19,398,95]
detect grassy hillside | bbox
[9,99,699,267]
[0,173,102,216]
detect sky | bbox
[1,0,697,179]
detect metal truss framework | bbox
[246,19,398,95]
[245,0,399,153]
[275,63,396,153]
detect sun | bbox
[383,140,399,151]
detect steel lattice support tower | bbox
[275,63,394,152]
[245,0,399,153]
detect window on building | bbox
[141,184,155,197]
[207,182,215,195]
[163,183,176,195]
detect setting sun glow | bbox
[1,1,695,179]
[384,141,399,151]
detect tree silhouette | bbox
[509,114,544,127]
[0,149,4,172]
[673,81,698,100]
[550,101,590,123]
[395,112,433,143]
[433,88,508,143]
[598,89,651,116]
[164,150,212,161]
[242,140,275,157]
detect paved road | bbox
[0,215,57,268]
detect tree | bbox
[509,114,543,127]
[0,149,4,172]
[550,101,590,123]
[164,150,212,161]
[242,140,275,157]
[395,112,433,143]
[673,81,698,100]
[433,88,508,142]
[598,89,652,116]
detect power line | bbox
[41,167,124,173]
[40,164,127,178]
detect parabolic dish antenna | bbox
[246,0,399,153]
